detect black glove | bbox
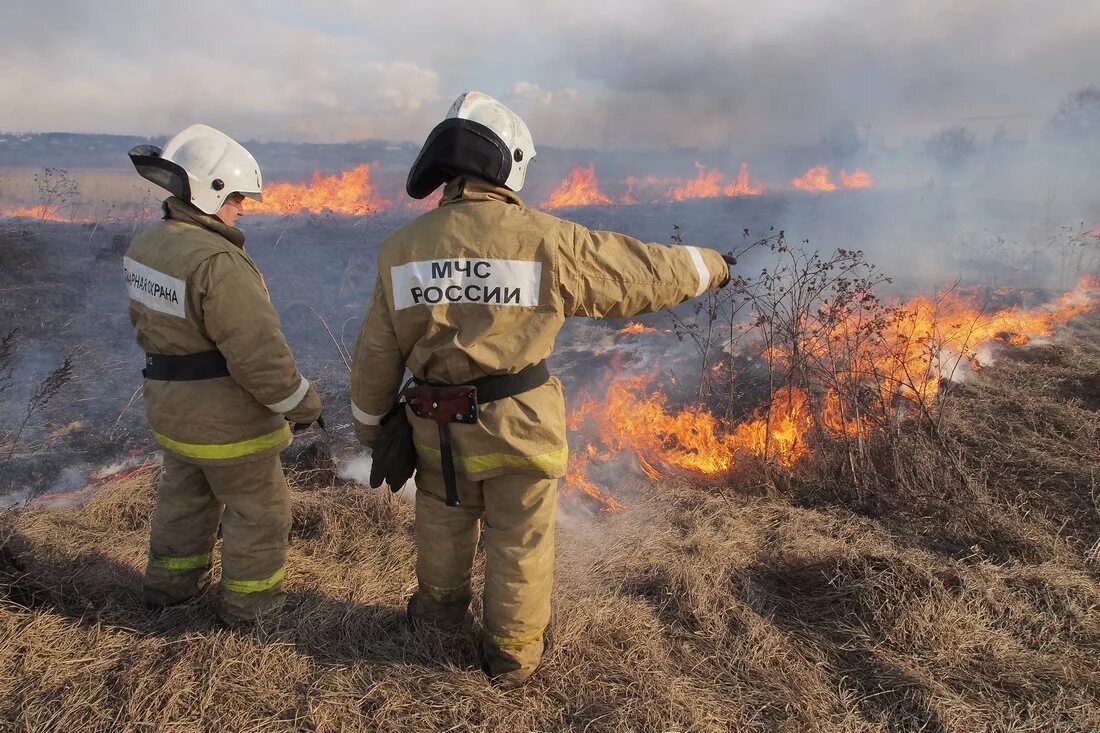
[368,404,415,492]
[291,413,327,434]
[722,254,737,266]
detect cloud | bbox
[0,1,442,142]
[0,0,1097,149]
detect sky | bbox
[1,0,1098,150]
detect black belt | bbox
[412,360,550,403]
[405,360,551,508]
[143,351,229,381]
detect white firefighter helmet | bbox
[129,124,263,215]
[406,91,536,199]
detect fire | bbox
[0,204,73,221]
[729,387,813,466]
[819,390,866,438]
[403,191,444,212]
[870,276,1097,404]
[540,165,613,209]
[791,166,838,192]
[725,163,767,197]
[564,277,1098,507]
[566,377,815,511]
[249,164,391,216]
[562,445,626,513]
[618,321,658,335]
[839,168,874,189]
[669,162,765,201]
[2,160,884,221]
[619,176,639,205]
[792,166,876,192]
[619,175,666,205]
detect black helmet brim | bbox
[406,118,512,199]
[128,145,192,202]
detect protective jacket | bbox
[125,197,320,465]
[350,176,729,479]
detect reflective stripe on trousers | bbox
[148,551,212,571]
[485,626,547,650]
[414,443,567,475]
[153,424,291,461]
[222,566,286,594]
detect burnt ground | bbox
[0,190,1087,502]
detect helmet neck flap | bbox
[128,144,191,202]
[406,118,512,200]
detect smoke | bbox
[3,0,1099,152]
[336,451,417,504]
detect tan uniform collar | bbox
[439,176,526,209]
[163,196,246,249]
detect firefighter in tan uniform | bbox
[350,93,731,686]
[125,125,322,624]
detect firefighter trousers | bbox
[411,464,556,683]
[144,451,291,623]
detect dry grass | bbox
[0,167,160,219]
[1,319,1099,732]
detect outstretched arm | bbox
[558,223,729,319]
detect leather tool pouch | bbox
[401,385,479,507]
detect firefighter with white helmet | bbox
[351,92,733,686]
[125,124,322,624]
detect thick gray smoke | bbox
[2,0,1098,151]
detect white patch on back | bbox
[391,258,542,311]
[124,256,186,318]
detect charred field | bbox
[1,189,1099,731]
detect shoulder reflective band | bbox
[352,401,385,426]
[415,443,568,475]
[685,246,710,297]
[148,551,212,571]
[153,424,291,461]
[222,566,285,594]
[265,377,310,413]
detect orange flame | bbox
[565,277,1099,506]
[563,444,626,512]
[792,166,875,192]
[791,166,839,192]
[819,390,867,438]
[540,165,613,209]
[619,175,639,205]
[839,168,874,189]
[0,204,119,222]
[669,162,765,200]
[618,321,658,336]
[249,164,392,216]
[404,191,444,212]
[0,204,74,221]
[566,377,815,510]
